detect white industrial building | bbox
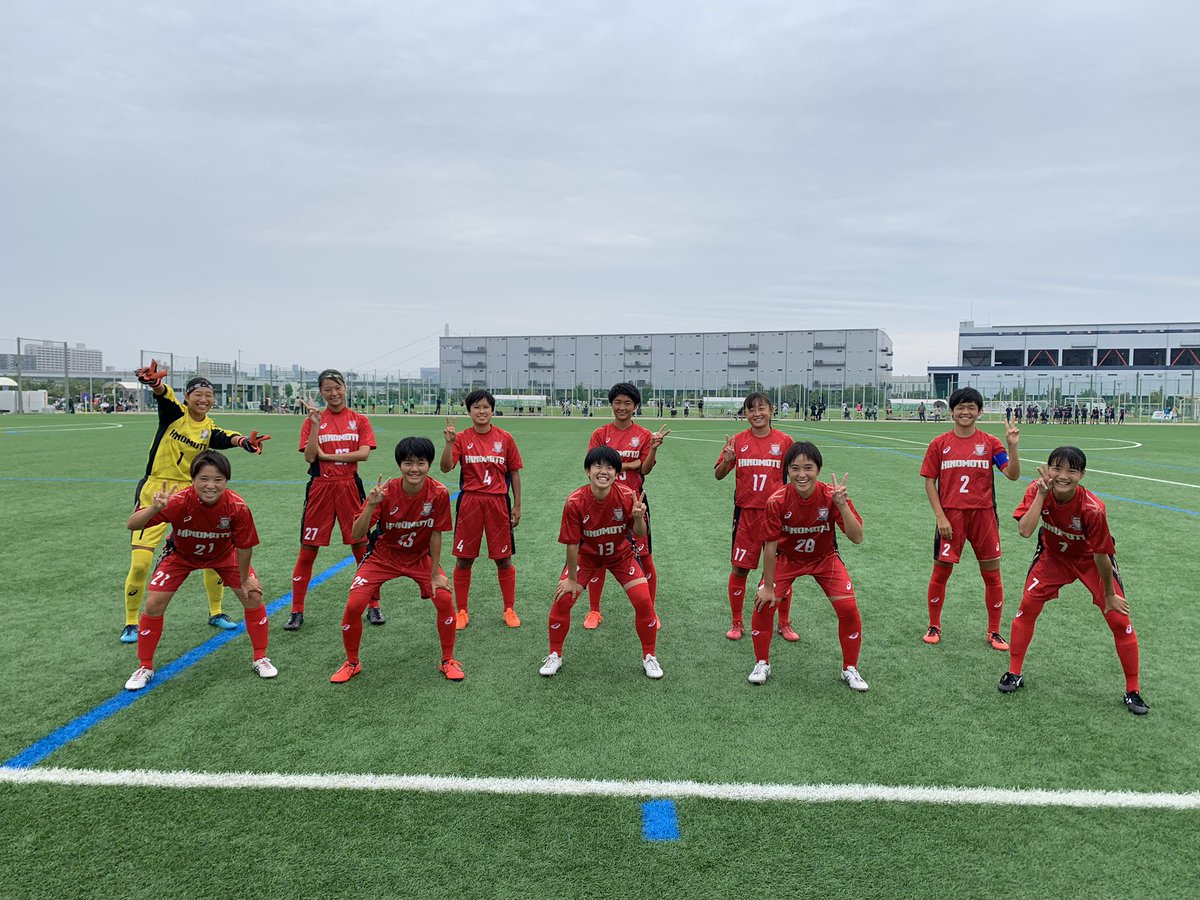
[440,329,893,403]
[928,321,1200,413]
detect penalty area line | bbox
[1,766,1198,811]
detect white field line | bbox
[1,423,125,434]
[2,766,1198,810]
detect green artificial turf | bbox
[1,412,1197,898]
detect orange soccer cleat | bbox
[330,661,362,684]
[440,658,466,681]
[503,607,521,628]
[456,609,469,630]
[726,621,744,640]
[583,610,603,630]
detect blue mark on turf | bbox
[642,799,681,842]
[2,556,357,769]
[1090,492,1199,517]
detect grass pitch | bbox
[1,412,1197,898]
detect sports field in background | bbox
[2,412,1197,899]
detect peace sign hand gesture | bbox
[301,397,321,423]
[650,427,671,449]
[1034,464,1053,495]
[443,416,457,444]
[1005,417,1021,448]
[720,434,736,464]
[365,474,387,506]
[830,472,850,507]
[632,491,647,520]
[151,482,177,511]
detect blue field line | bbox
[2,556,357,770]
[641,799,681,842]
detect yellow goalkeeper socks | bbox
[124,549,154,625]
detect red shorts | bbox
[731,506,769,569]
[149,547,255,593]
[764,555,856,601]
[562,555,647,592]
[350,552,445,600]
[300,477,366,547]
[453,492,515,560]
[933,507,1002,565]
[1022,549,1125,607]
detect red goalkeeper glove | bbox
[136,359,168,387]
[240,431,271,454]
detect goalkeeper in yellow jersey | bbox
[120,360,271,642]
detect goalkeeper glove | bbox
[136,359,168,387]
[240,431,271,454]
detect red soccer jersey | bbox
[147,488,259,561]
[559,483,638,562]
[367,477,452,562]
[920,429,1010,510]
[452,426,523,494]
[299,407,376,479]
[764,482,861,566]
[715,428,793,509]
[589,422,653,494]
[1014,483,1116,559]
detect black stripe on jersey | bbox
[731,506,744,555]
[140,390,187,482]
[298,478,316,544]
[504,491,517,557]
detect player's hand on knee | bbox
[554,577,581,600]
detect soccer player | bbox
[121,361,269,643]
[582,382,670,628]
[999,447,1147,714]
[329,437,463,683]
[440,389,523,629]
[285,369,379,631]
[750,442,867,690]
[123,451,276,691]
[920,387,1021,649]
[539,446,662,679]
[714,392,795,641]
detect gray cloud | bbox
[4,0,1198,375]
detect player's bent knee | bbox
[144,592,174,615]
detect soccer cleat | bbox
[539,652,563,677]
[987,631,1010,651]
[330,660,362,684]
[208,613,238,631]
[726,621,744,640]
[252,657,278,679]
[456,609,469,630]
[120,624,138,644]
[642,654,664,679]
[124,666,154,691]
[503,607,521,628]
[440,658,466,681]
[998,671,1024,693]
[841,666,869,692]
[778,622,800,643]
[748,660,771,685]
[366,606,386,626]
[583,610,603,630]
[1123,691,1149,715]
[283,612,304,631]
[922,626,941,644]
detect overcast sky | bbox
[4,0,1198,377]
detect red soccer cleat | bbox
[330,661,362,684]
[923,626,941,645]
[726,621,744,640]
[987,631,1010,651]
[440,658,466,681]
[583,610,603,630]
[778,622,799,643]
